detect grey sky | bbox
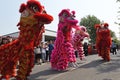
[0,0,119,38]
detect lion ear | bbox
[94,24,100,29]
[19,3,26,13]
[104,23,109,27]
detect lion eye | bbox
[63,13,68,18]
[33,6,38,12]
[30,6,33,9]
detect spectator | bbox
[34,45,42,65]
[48,40,54,61]
[1,37,10,45]
[83,42,88,56]
[0,36,2,46]
[45,42,49,62]
[41,42,46,63]
[6,36,13,42]
[74,50,78,58]
[111,40,117,55]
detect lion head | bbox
[58,9,78,25]
[19,0,53,25]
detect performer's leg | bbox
[66,43,77,69]
[112,48,115,55]
[26,51,35,77]
[0,76,10,80]
[66,43,76,62]
[114,48,117,55]
[16,51,30,80]
[0,60,17,80]
[0,75,10,80]
[105,48,110,61]
[74,50,78,58]
[102,48,110,61]
[98,47,102,56]
[50,49,58,70]
[77,46,85,60]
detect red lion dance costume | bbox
[95,23,112,61]
[50,9,78,71]
[72,26,89,60]
[0,0,53,80]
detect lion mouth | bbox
[34,13,53,24]
[65,17,78,25]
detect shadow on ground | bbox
[78,58,120,73]
[29,68,68,80]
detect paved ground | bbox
[1,51,120,80]
[28,50,120,80]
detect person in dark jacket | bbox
[83,42,88,56]
[48,40,54,61]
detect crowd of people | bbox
[0,35,89,66]
[0,35,119,63]
[0,36,14,46]
[1,35,119,65]
[34,40,54,65]
[0,35,89,64]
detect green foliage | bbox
[116,0,120,25]
[110,30,120,44]
[80,15,100,44]
[116,0,120,44]
[114,38,120,44]
[117,0,120,2]
[110,30,116,38]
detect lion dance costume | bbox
[0,0,53,80]
[72,26,89,60]
[50,9,78,71]
[95,23,112,61]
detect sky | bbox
[0,0,120,38]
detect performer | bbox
[95,23,112,61]
[50,9,78,71]
[0,0,53,80]
[72,25,89,60]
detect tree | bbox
[110,30,116,39]
[115,0,120,44]
[117,0,120,2]
[115,0,120,25]
[80,15,100,44]
[110,30,120,44]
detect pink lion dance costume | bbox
[50,9,78,71]
[0,0,53,80]
[95,23,112,61]
[72,26,89,60]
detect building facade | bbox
[3,29,57,42]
